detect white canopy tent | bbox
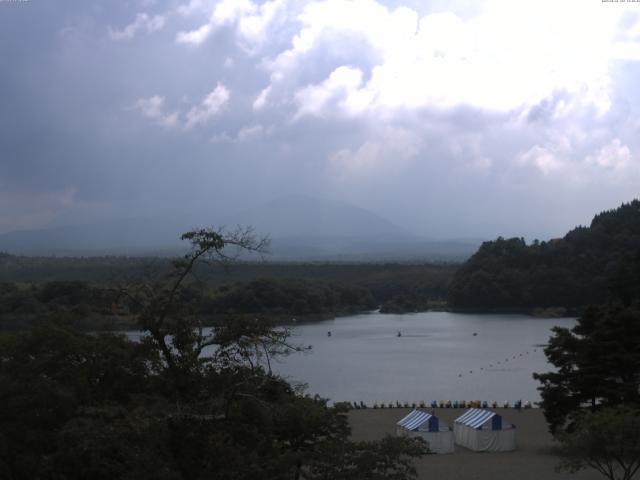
[454,408,516,452]
[396,409,454,454]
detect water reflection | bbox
[122,311,574,405]
[273,312,574,404]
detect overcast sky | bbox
[1,0,639,239]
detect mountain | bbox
[0,195,480,260]
[448,199,640,312]
[225,195,406,239]
[225,195,478,261]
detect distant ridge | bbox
[225,194,408,239]
[0,195,481,261]
[224,195,479,261]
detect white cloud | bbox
[210,131,234,143]
[264,0,638,120]
[185,83,230,128]
[132,96,179,128]
[117,1,640,221]
[586,139,632,171]
[132,84,230,130]
[109,13,166,40]
[176,0,215,16]
[253,86,271,110]
[236,0,285,47]
[611,13,640,59]
[237,124,264,142]
[175,0,285,49]
[449,134,493,172]
[210,124,268,143]
[176,23,212,45]
[294,66,366,118]
[509,135,637,189]
[516,145,561,176]
[611,41,640,61]
[329,126,421,176]
[629,18,640,38]
[212,0,256,24]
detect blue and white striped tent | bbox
[454,409,516,452]
[397,409,440,432]
[455,408,502,430]
[396,410,454,454]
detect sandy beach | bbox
[348,408,602,480]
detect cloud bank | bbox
[1,0,640,239]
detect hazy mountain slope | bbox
[0,195,480,260]
[265,236,478,262]
[0,218,185,255]
[225,195,408,238]
[225,195,479,260]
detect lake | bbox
[123,311,574,405]
[271,312,575,405]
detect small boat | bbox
[397,330,402,337]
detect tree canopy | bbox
[0,227,428,479]
[449,200,640,311]
[556,407,640,480]
[534,250,640,434]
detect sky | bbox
[1,0,640,240]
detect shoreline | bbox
[0,308,579,333]
[348,408,600,480]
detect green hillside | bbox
[448,200,640,312]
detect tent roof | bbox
[397,409,435,431]
[455,409,497,429]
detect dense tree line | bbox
[0,263,455,330]
[0,278,376,330]
[206,278,376,317]
[0,281,120,330]
[449,200,640,311]
[0,253,159,283]
[0,253,456,286]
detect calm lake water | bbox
[271,312,575,405]
[124,312,574,405]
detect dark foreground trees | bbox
[533,304,640,433]
[534,250,640,434]
[535,251,640,480]
[0,227,427,480]
[556,407,640,480]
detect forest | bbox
[3,200,640,332]
[3,203,640,478]
[448,200,640,313]
[0,229,428,480]
[0,258,455,331]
